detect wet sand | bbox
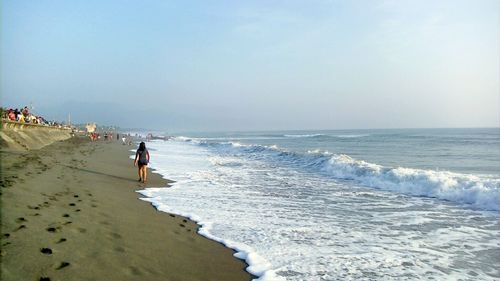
[1,136,253,281]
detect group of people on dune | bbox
[1,106,65,127]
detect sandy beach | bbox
[0,135,253,281]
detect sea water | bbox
[136,128,500,281]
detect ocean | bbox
[135,128,500,281]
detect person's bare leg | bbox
[142,166,148,183]
[138,167,142,181]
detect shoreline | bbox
[1,135,254,281]
[131,145,262,279]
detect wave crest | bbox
[283,134,325,138]
[323,154,500,211]
[173,137,500,211]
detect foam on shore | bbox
[136,139,500,281]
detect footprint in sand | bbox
[3,233,10,238]
[56,261,70,270]
[63,221,72,225]
[62,214,70,218]
[39,277,51,281]
[56,238,67,244]
[40,248,53,255]
[46,227,60,233]
[15,225,27,231]
[16,217,27,223]
[114,246,125,253]
[128,266,142,276]
[179,224,185,228]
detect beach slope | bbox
[1,121,72,150]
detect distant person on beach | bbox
[8,109,16,121]
[14,108,20,121]
[134,142,150,183]
[22,106,29,117]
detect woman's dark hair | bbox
[139,142,146,151]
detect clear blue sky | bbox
[1,0,498,131]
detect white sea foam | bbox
[283,133,369,138]
[334,134,370,138]
[283,134,325,138]
[137,139,500,281]
[322,154,500,211]
[178,138,500,211]
[173,136,195,142]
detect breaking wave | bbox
[172,137,500,211]
[283,134,325,138]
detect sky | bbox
[1,0,499,131]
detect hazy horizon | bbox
[129,126,500,136]
[2,0,499,131]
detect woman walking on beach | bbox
[134,142,150,183]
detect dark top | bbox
[136,148,149,165]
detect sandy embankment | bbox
[1,136,253,281]
[1,121,73,150]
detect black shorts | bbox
[138,160,148,166]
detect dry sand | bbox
[1,136,254,281]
